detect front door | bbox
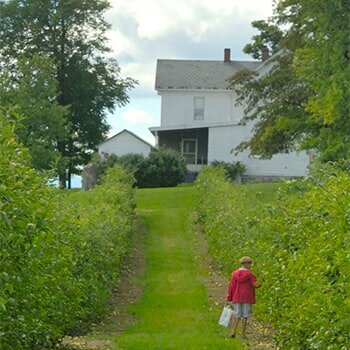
[181,139,197,165]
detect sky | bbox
[104,0,274,146]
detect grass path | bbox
[114,186,244,350]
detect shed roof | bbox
[99,129,154,148]
[155,59,260,90]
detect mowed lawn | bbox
[114,186,244,350]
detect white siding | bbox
[208,125,309,177]
[160,90,244,127]
[98,131,152,157]
[155,53,310,178]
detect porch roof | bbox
[149,121,237,135]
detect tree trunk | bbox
[59,171,66,189]
[67,168,71,189]
[57,140,67,189]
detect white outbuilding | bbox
[98,129,154,157]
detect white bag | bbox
[218,305,233,327]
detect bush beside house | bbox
[85,146,187,189]
[210,160,246,182]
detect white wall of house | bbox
[208,125,309,177]
[98,131,152,157]
[159,90,245,127]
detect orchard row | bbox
[0,114,135,349]
[195,167,350,350]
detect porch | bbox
[157,127,208,169]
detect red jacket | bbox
[226,268,257,304]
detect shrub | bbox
[0,113,135,349]
[55,165,135,333]
[195,166,350,349]
[0,114,70,349]
[93,152,146,177]
[210,160,246,181]
[194,167,262,272]
[138,146,186,188]
[90,147,186,188]
[116,153,146,186]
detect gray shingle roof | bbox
[155,59,260,90]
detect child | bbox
[226,256,261,339]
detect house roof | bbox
[155,59,260,90]
[99,129,154,148]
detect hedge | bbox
[90,146,187,189]
[195,166,350,349]
[0,114,135,349]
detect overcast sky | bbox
[104,0,274,145]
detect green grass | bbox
[114,186,244,350]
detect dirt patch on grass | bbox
[194,223,276,350]
[60,215,147,350]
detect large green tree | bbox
[242,20,283,60]
[229,48,312,157]
[277,0,350,161]
[229,19,312,157]
[230,0,350,161]
[0,0,135,187]
[0,55,68,170]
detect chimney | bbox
[224,48,231,62]
[261,46,270,61]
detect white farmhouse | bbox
[150,48,309,181]
[98,129,153,157]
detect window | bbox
[194,97,205,120]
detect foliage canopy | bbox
[230,0,350,162]
[0,55,69,170]
[0,0,136,187]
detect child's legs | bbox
[231,317,240,336]
[241,304,252,337]
[231,303,243,335]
